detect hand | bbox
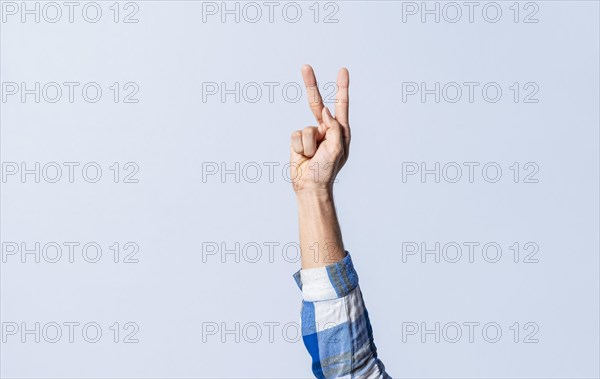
[290,65,351,194]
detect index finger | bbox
[301,64,324,125]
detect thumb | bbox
[322,106,342,143]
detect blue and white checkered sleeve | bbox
[293,252,391,379]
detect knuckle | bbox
[333,144,343,155]
[303,127,316,137]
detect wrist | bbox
[295,187,334,202]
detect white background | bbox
[1,1,599,377]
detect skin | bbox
[290,65,351,269]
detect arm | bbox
[290,65,390,378]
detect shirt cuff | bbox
[292,252,359,302]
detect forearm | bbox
[296,188,346,270]
[295,191,389,378]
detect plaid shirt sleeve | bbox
[293,252,391,379]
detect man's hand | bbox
[291,64,350,268]
[290,65,351,194]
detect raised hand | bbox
[290,65,351,193]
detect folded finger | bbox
[301,127,319,158]
[291,130,304,155]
